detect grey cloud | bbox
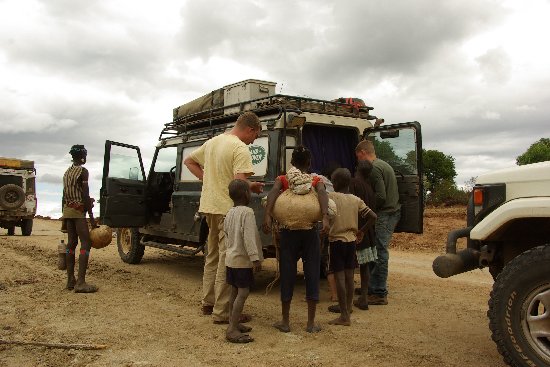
[176,0,506,92]
[476,47,512,84]
[0,3,170,98]
[40,173,62,184]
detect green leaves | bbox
[516,138,550,165]
[423,149,457,193]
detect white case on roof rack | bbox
[223,80,276,114]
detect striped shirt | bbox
[63,165,84,204]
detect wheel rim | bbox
[523,283,550,362]
[6,191,20,203]
[119,228,132,254]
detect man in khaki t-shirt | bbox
[184,111,264,324]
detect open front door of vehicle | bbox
[100,140,147,228]
[362,121,424,234]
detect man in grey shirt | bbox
[355,140,401,305]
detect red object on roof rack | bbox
[333,97,367,113]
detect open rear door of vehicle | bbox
[362,121,424,234]
[100,140,147,228]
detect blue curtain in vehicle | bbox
[302,125,358,177]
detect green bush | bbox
[426,179,470,206]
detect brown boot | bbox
[367,294,388,305]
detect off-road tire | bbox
[20,219,33,236]
[117,228,144,264]
[7,226,15,236]
[0,184,26,210]
[488,245,550,367]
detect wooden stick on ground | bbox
[0,339,108,350]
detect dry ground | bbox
[0,207,507,367]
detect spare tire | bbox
[0,184,26,210]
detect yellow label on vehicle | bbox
[0,158,22,168]
[0,157,34,169]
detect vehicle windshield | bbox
[153,146,177,172]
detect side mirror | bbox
[286,112,306,128]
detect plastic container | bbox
[57,239,67,270]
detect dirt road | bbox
[0,208,507,367]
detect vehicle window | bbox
[249,136,269,177]
[180,146,200,181]
[108,145,144,181]
[370,127,418,175]
[153,146,177,172]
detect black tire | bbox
[21,219,33,236]
[0,184,26,210]
[7,226,15,236]
[117,228,144,264]
[488,245,550,367]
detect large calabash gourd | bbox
[272,190,322,229]
[90,225,113,249]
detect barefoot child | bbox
[224,179,263,343]
[327,168,376,326]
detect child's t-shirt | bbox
[328,191,372,243]
[224,206,263,268]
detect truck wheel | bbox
[0,184,26,210]
[7,226,15,236]
[20,219,33,236]
[117,228,144,264]
[488,245,550,367]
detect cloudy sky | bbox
[1,0,549,218]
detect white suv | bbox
[433,161,550,367]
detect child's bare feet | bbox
[74,282,98,293]
[226,331,254,343]
[237,323,252,333]
[328,317,350,326]
[306,324,321,333]
[273,321,290,333]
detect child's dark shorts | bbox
[329,240,356,272]
[226,267,254,288]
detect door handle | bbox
[120,187,128,193]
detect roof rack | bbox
[159,94,374,141]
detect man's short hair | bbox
[228,179,250,202]
[331,168,351,189]
[236,111,261,130]
[69,144,87,159]
[355,140,375,154]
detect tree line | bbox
[423,137,550,206]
